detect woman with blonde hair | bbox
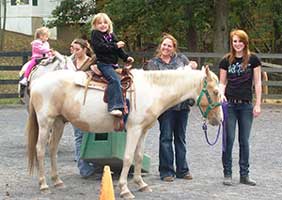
[145,33,197,182]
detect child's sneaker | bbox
[110,110,122,116]
[19,77,28,86]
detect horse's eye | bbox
[213,89,219,96]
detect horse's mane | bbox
[139,69,205,89]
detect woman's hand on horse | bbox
[50,49,56,56]
[189,61,198,69]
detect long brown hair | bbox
[228,29,250,70]
[155,33,178,57]
[73,38,95,59]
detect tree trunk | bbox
[0,0,2,49]
[184,4,198,52]
[96,0,108,12]
[213,0,228,53]
[0,0,7,50]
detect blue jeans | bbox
[222,103,253,177]
[73,125,95,177]
[97,63,124,112]
[158,109,190,179]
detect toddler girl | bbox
[20,27,53,85]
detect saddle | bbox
[75,65,134,131]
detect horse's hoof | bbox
[40,187,51,194]
[120,191,135,199]
[138,185,152,192]
[54,182,65,189]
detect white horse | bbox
[26,66,222,199]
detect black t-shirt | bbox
[219,53,261,101]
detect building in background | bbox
[2,0,61,39]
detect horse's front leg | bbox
[133,131,152,193]
[119,127,142,199]
[49,119,65,188]
[37,125,51,192]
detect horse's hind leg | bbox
[49,118,65,188]
[133,131,152,193]
[37,119,54,192]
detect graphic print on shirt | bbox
[228,61,251,88]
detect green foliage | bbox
[46,0,96,28]
[103,0,213,51]
[45,0,282,53]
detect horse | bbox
[19,51,74,104]
[26,65,223,199]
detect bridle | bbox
[196,78,222,146]
[196,78,221,119]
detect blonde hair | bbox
[228,29,250,70]
[34,27,50,40]
[155,33,178,57]
[91,13,113,33]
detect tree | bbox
[46,0,96,38]
[104,0,215,52]
[46,0,282,54]
[213,0,229,53]
[0,0,7,50]
[269,0,282,53]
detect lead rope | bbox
[203,101,228,151]
[221,101,228,152]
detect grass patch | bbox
[0,71,19,79]
[0,98,21,105]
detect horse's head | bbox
[42,51,75,71]
[197,65,223,126]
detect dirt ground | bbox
[0,104,282,200]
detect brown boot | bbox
[162,176,174,182]
[183,172,193,180]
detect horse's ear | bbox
[205,65,210,73]
[201,65,205,71]
[205,65,212,80]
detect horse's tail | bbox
[26,99,39,175]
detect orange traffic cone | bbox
[99,165,115,200]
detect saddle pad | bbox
[74,71,107,91]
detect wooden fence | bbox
[0,51,31,98]
[0,51,282,100]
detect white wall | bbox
[1,0,61,38]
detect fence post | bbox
[22,54,28,65]
[262,71,268,103]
